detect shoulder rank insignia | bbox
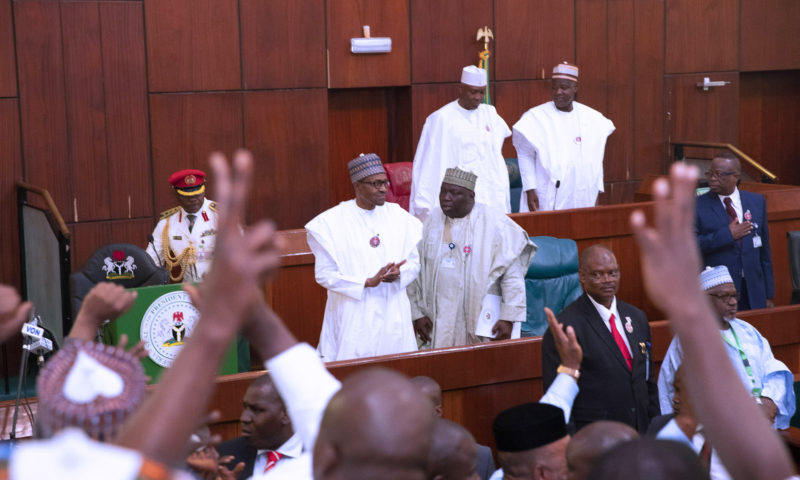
[159,206,181,220]
[208,202,217,212]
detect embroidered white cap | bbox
[699,265,734,291]
[461,65,487,87]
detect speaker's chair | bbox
[384,162,413,211]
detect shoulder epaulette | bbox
[159,206,181,220]
[208,202,217,212]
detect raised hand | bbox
[69,282,137,341]
[0,285,32,344]
[545,307,581,370]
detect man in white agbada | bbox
[513,62,615,212]
[408,168,536,348]
[305,153,422,361]
[658,265,795,429]
[409,65,512,222]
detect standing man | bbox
[512,62,615,211]
[147,169,218,283]
[216,374,302,479]
[410,65,512,222]
[408,168,536,348]
[658,265,794,429]
[306,153,422,361]
[542,245,659,433]
[695,151,774,310]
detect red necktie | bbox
[723,197,742,247]
[263,451,283,473]
[608,313,632,369]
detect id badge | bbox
[753,235,763,248]
[441,257,456,269]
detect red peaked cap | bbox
[168,169,206,190]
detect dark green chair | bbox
[523,236,583,336]
[506,157,522,213]
[791,381,800,428]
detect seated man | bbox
[408,167,536,348]
[428,419,481,480]
[216,374,301,478]
[565,421,638,480]
[542,245,659,433]
[658,265,795,429]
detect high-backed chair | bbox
[523,236,583,336]
[506,158,523,213]
[383,162,413,211]
[788,231,800,304]
[70,243,169,318]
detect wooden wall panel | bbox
[144,0,241,92]
[70,218,155,271]
[269,264,326,348]
[100,2,152,219]
[494,0,575,81]
[604,0,635,183]
[240,0,326,89]
[15,2,72,214]
[328,89,390,205]
[493,81,551,158]
[665,73,739,146]
[739,71,800,186]
[575,0,608,111]
[0,0,16,97]
[61,3,110,222]
[327,0,410,88]
[410,0,492,84]
[740,0,800,72]
[243,89,329,229]
[149,93,243,215]
[665,0,738,73]
[633,0,666,178]
[0,99,22,286]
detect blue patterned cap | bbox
[348,153,385,182]
[699,265,734,291]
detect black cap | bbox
[493,402,567,452]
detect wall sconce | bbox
[351,25,391,54]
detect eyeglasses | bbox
[585,270,620,281]
[705,169,738,180]
[360,179,391,189]
[708,292,739,303]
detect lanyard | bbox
[721,325,762,397]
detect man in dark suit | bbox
[542,244,659,434]
[216,374,300,479]
[695,151,774,310]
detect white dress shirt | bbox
[718,187,743,223]
[252,432,303,477]
[587,295,631,355]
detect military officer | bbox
[147,169,218,283]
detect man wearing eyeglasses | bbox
[657,265,794,430]
[695,151,774,310]
[542,244,659,434]
[305,153,423,361]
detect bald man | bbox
[588,439,708,480]
[542,245,659,433]
[428,419,480,480]
[565,420,638,480]
[411,375,496,480]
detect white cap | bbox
[461,65,487,87]
[699,265,734,291]
[553,62,579,81]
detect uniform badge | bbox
[370,235,381,248]
[575,136,582,144]
[485,125,490,132]
[101,250,137,280]
[624,316,633,333]
[744,209,752,221]
[463,246,472,255]
[200,229,216,238]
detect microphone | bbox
[552,180,561,210]
[148,234,162,266]
[11,311,53,441]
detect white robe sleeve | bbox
[307,232,366,301]
[398,239,421,290]
[146,218,166,267]
[540,373,579,423]
[657,336,683,414]
[512,129,540,192]
[753,329,796,429]
[410,115,447,222]
[498,255,527,322]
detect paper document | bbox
[475,294,521,338]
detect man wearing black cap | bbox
[305,153,423,361]
[146,168,218,283]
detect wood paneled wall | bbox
[0,0,799,288]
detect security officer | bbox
[147,169,218,283]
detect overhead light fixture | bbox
[351,25,391,54]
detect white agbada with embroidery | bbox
[305,200,422,361]
[513,101,614,211]
[410,101,511,222]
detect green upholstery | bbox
[505,158,522,213]
[523,236,583,336]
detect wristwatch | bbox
[557,364,580,380]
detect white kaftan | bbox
[410,101,511,222]
[305,200,422,361]
[512,101,614,211]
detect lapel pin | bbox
[625,316,633,334]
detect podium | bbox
[108,284,238,382]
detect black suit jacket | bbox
[542,293,660,433]
[216,437,256,480]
